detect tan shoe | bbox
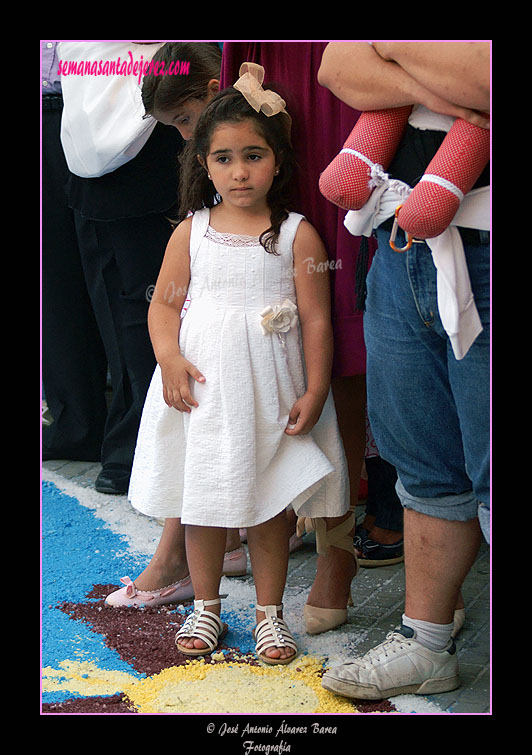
[300,513,358,635]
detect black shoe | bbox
[95,466,130,495]
[353,527,370,551]
[358,536,404,568]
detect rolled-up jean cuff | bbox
[478,503,490,544]
[396,477,479,522]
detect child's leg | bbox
[246,511,294,661]
[179,525,226,651]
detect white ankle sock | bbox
[402,614,454,652]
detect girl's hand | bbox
[284,391,327,436]
[160,354,205,412]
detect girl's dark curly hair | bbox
[177,86,297,255]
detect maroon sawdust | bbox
[58,584,259,677]
[53,584,396,714]
[42,693,138,714]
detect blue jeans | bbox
[364,227,490,542]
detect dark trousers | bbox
[42,101,108,461]
[73,210,172,470]
[364,455,403,533]
[42,98,174,470]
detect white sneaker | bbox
[322,625,461,700]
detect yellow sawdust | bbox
[42,659,138,697]
[42,655,358,714]
[123,655,358,714]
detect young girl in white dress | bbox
[128,67,350,664]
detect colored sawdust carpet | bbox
[41,472,441,716]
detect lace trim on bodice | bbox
[206,225,261,248]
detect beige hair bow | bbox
[234,62,289,118]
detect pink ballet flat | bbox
[104,574,194,608]
[222,546,247,577]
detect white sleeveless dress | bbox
[128,208,350,528]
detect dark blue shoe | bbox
[358,536,404,568]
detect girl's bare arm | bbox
[148,217,205,412]
[285,220,333,436]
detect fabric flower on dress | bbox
[260,299,298,347]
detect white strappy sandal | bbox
[175,598,227,656]
[253,603,298,665]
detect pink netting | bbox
[398,118,490,238]
[319,107,412,210]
